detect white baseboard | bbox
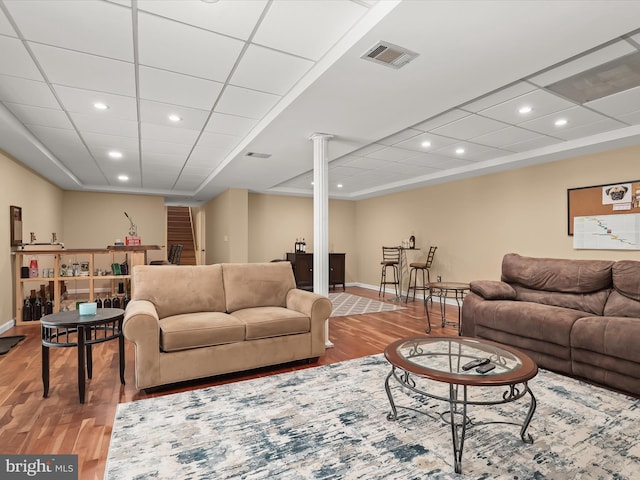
[0,319,16,335]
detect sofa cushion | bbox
[572,316,640,365]
[470,280,516,300]
[231,307,310,340]
[133,264,226,319]
[512,285,610,316]
[223,262,296,313]
[501,253,613,293]
[159,311,245,352]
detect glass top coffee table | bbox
[384,336,538,474]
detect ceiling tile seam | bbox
[132,0,144,189]
[0,0,103,187]
[172,0,275,192]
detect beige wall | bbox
[1,151,64,326]
[247,194,358,282]
[355,145,640,288]
[203,188,249,264]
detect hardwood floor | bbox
[0,286,459,479]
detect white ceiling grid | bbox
[0,1,639,202]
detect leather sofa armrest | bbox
[123,300,162,390]
[470,280,516,300]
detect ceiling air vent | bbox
[245,152,271,159]
[546,51,640,103]
[361,41,419,69]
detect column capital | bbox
[309,132,334,142]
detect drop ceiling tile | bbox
[141,151,186,168]
[585,85,640,117]
[518,106,612,136]
[137,0,267,40]
[556,118,628,140]
[0,75,59,108]
[141,122,200,145]
[26,124,92,163]
[502,135,563,153]
[86,142,139,163]
[139,66,223,110]
[397,152,458,168]
[230,44,313,96]
[378,128,422,146]
[479,89,576,125]
[215,85,280,119]
[71,112,138,137]
[618,110,640,125]
[139,99,209,131]
[394,132,457,152]
[82,130,138,149]
[413,109,470,132]
[431,114,509,140]
[329,165,366,178]
[5,103,73,129]
[188,145,229,170]
[432,142,498,161]
[205,112,258,137]
[0,8,16,36]
[350,143,386,157]
[365,146,419,162]
[137,12,244,82]
[142,139,191,156]
[529,41,636,87]
[5,0,133,61]
[30,43,135,96]
[469,125,541,149]
[462,82,536,113]
[174,174,204,191]
[340,156,389,170]
[53,85,138,121]
[0,36,43,81]
[197,131,240,151]
[254,0,366,61]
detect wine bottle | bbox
[112,296,120,309]
[45,294,53,315]
[123,292,130,309]
[33,296,42,320]
[23,297,32,322]
[103,296,112,308]
[95,295,103,308]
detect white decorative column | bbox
[310,133,334,348]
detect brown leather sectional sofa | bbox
[123,262,332,390]
[461,253,640,396]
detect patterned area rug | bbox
[105,355,640,479]
[328,292,406,317]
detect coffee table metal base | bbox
[385,366,537,474]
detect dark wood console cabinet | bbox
[285,252,345,291]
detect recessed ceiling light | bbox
[518,105,532,114]
[168,114,181,122]
[555,118,568,127]
[421,140,431,148]
[118,175,129,181]
[455,147,465,155]
[108,151,123,159]
[311,181,314,186]
[94,102,109,110]
[337,184,343,188]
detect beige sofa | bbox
[123,262,332,390]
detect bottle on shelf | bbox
[295,238,300,253]
[103,296,112,308]
[301,238,306,252]
[33,296,42,321]
[112,296,121,309]
[29,257,39,278]
[95,295,103,308]
[22,297,32,322]
[123,291,130,309]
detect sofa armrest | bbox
[286,289,332,355]
[469,280,516,300]
[123,300,162,389]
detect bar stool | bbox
[379,246,401,298]
[405,246,437,302]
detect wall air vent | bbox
[546,51,640,103]
[361,41,419,69]
[245,152,272,159]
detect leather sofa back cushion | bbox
[223,262,296,313]
[512,285,609,316]
[611,260,640,301]
[132,264,226,319]
[501,253,613,293]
